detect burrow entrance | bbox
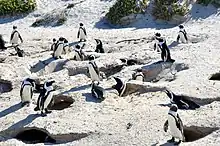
[48,95,75,110]
[209,72,220,81]
[1,127,90,144]
[0,79,13,93]
[142,61,189,82]
[183,126,218,142]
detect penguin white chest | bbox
[54,44,64,57]
[79,29,86,39]
[75,51,82,61]
[179,32,187,43]
[11,32,19,44]
[21,85,32,103]
[88,63,100,82]
[168,115,183,140]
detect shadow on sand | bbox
[60,84,91,95]
[0,14,28,24]
[0,102,23,119]
[82,93,102,103]
[30,57,55,73]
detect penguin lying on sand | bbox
[95,39,104,53]
[91,81,105,100]
[112,77,126,97]
[164,89,200,110]
[164,104,185,145]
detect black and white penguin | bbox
[155,33,175,63]
[164,104,185,145]
[164,89,200,110]
[51,38,57,51]
[120,59,138,66]
[95,39,104,53]
[87,55,101,83]
[133,68,144,81]
[20,78,36,107]
[74,44,85,61]
[153,32,161,52]
[177,25,188,43]
[77,23,87,42]
[91,81,105,100]
[10,26,23,46]
[112,77,126,97]
[37,80,55,116]
[0,35,7,50]
[15,46,24,57]
[53,37,65,59]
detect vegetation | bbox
[0,0,36,16]
[152,0,189,21]
[106,0,148,25]
[197,0,220,7]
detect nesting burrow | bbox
[30,58,68,76]
[183,126,219,142]
[0,127,90,144]
[142,61,189,82]
[209,72,220,81]
[0,79,13,93]
[48,95,75,110]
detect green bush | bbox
[0,0,36,16]
[152,0,188,21]
[106,0,148,25]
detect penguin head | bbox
[155,32,161,38]
[179,25,184,29]
[170,104,178,112]
[120,59,127,64]
[44,80,55,88]
[80,23,84,26]
[52,38,56,42]
[112,77,124,91]
[13,25,17,30]
[75,45,80,49]
[88,55,95,61]
[59,37,65,42]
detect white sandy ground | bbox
[0,0,220,145]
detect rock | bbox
[64,61,88,76]
[0,79,13,93]
[48,95,75,110]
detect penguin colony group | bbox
[0,23,192,145]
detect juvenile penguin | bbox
[133,68,144,81]
[164,89,200,110]
[20,78,36,107]
[37,80,55,116]
[51,38,57,51]
[112,77,126,97]
[177,25,188,43]
[10,26,23,46]
[87,55,101,83]
[95,39,104,53]
[77,23,87,42]
[164,104,185,145]
[53,37,65,59]
[91,81,105,100]
[0,35,6,50]
[74,44,85,61]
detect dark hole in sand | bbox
[13,127,89,144]
[0,79,13,93]
[183,126,218,142]
[209,72,220,81]
[48,95,75,110]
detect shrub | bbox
[0,0,36,16]
[106,0,148,25]
[152,0,189,21]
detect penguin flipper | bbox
[163,120,169,132]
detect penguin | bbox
[95,39,104,53]
[20,78,36,107]
[177,25,188,43]
[91,81,105,100]
[155,33,175,63]
[132,68,144,81]
[37,80,55,116]
[53,37,65,59]
[77,23,87,42]
[164,89,200,110]
[112,77,126,97]
[153,32,161,52]
[63,37,70,54]
[87,55,101,83]
[15,46,24,57]
[164,104,185,145]
[74,44,85,61]
[120,59,138,66]
[51,38,57,51]
[0,35,7,50]
[10,26,23,46]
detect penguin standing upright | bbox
[53,37,65,59]
[74,44,85,61]
[164,104,185,145]
[177,25,188,43]
[37,80,55,116]
[20,78,36,107]
[10,26,23,46]
[77,23,87,42]
[87,55,100,83]
[153,32,161,52]
[51,38,57,51]
[0,35,6,50]
[91,81,105,100]
[132,68,144,81]
[112,77,126,97]
[95,39,104,53]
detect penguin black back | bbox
[91,82,105,100]
[112,77,125,95]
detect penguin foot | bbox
[21,102,30,107]
[174,140,181,145]
[167,137,175,143]
[45,109,52,114]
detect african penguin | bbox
[120,59,138,66]
[51,38,57,51]
[53,37,65,59]
[164,89,200,110]
[20,78,36,107]
[0,35,6,50]
[153,32,162,52]
[95,39,104,53]
[87,55,101,83]
[10,26,23,46]
[91,81,105,100]
[15,46,24,57]
[112,77,126,97]
[164,104,185,145]
[77,23,87,42]
[177,25,188,43]
[74,44,85,61]
[133,68,144,81]
[37,80,55,116]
